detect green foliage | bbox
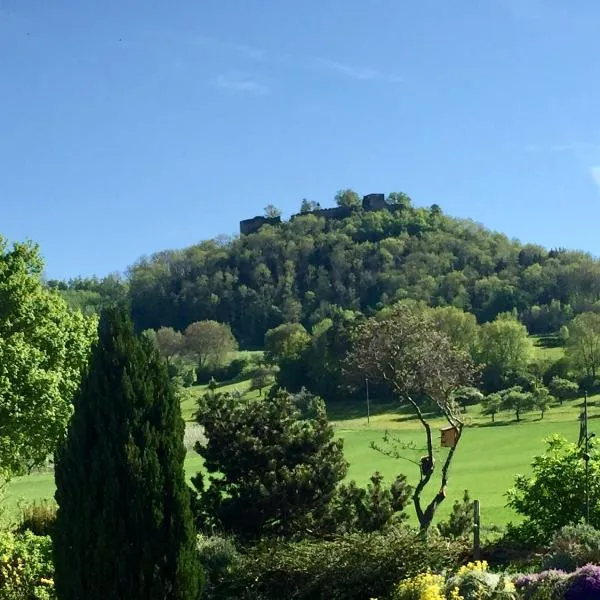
[566,312,600,379]
[197,534,239,597]
[193,389,348,541]
[263,204,281,218]
[47,273,128,316]
[207,528,466,600]
[548,376,578,404]
[18,500,57,537]
[501,387,535,422]
[506,435,600,544]
[477,314,533,391]
[437,490,475,539]
[542,523,600,572]
[335,188,361,208]
[126,199,600,347]
[324,472,412,534]
[0,237,97,477]
[0,530,56,600]
[184,320,238,369]
[264,322,310,363]
[53,307,201,599]
[249,364,275,395]
[155,325,184,358]
[275,309,359,401]
[482,393,502,422]
[444,561,516,599]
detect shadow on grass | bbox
[326,399,399,421]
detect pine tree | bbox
[53,307,201,599]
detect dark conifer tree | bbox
[54,307,201,599]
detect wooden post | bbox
[473,499,481,560]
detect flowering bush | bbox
[394,561,516,600]
[394,572,446,600]
[564,563,600,600]
[445,561,516,600]
[0,530,56,599]
[514,569,568,599]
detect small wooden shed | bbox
[440,425,459,448]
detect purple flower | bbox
[565,564,600,600]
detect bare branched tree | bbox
[345,304,475,532]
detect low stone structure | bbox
[240,193,404,235]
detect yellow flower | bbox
[456,560,488,576]
[448,587,464,600]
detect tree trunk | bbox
[491,412,495,423]
[516,408,520,422]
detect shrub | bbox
[0,530,56,600]
[444,561,516,599]
[514,569,568,600]
[197,535,239,597]
[437,490,474,539]
[542,523,600,572]
[208,527,466,600]
[196,356,251,384]
[17,500,57,537]
[564,563,600,599]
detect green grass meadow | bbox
[7,342,592,531]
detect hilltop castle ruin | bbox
[240,193,401,235]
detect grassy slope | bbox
[8,341,590,531]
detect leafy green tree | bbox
[300,199,321,213]
[345,304,475,532]
[481,393,502,422]
[0,238,96,478]
[566,312,600,379]
[507,435,600,543]
[387,191,413,208]
[53,307,201,599]
[549,376,579,404]
[250,365,274,396]
[477,313,533,391]
[184,320,238,369]
[532,382,553,419]
[264,204,281,218]
[428,306,479,356]
[264,322,311,364]
[192,389,347,541]
[501,387,534,422]
[335,188,361,208]
[155,326,184,361]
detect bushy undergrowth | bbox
[541,523,600,572]
[0,530,56,600]
[515,564,600,599]
[204,527,467,600]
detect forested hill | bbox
[51,194,600,347]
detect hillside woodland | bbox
[49,193,600,348]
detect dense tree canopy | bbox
[193,389,348,541]
[0,238,97,477]
[117,198,600,347]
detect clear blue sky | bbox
[2,0,600,280]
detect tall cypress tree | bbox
[54,307,201,599]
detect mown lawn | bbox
[8,341,592,531]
